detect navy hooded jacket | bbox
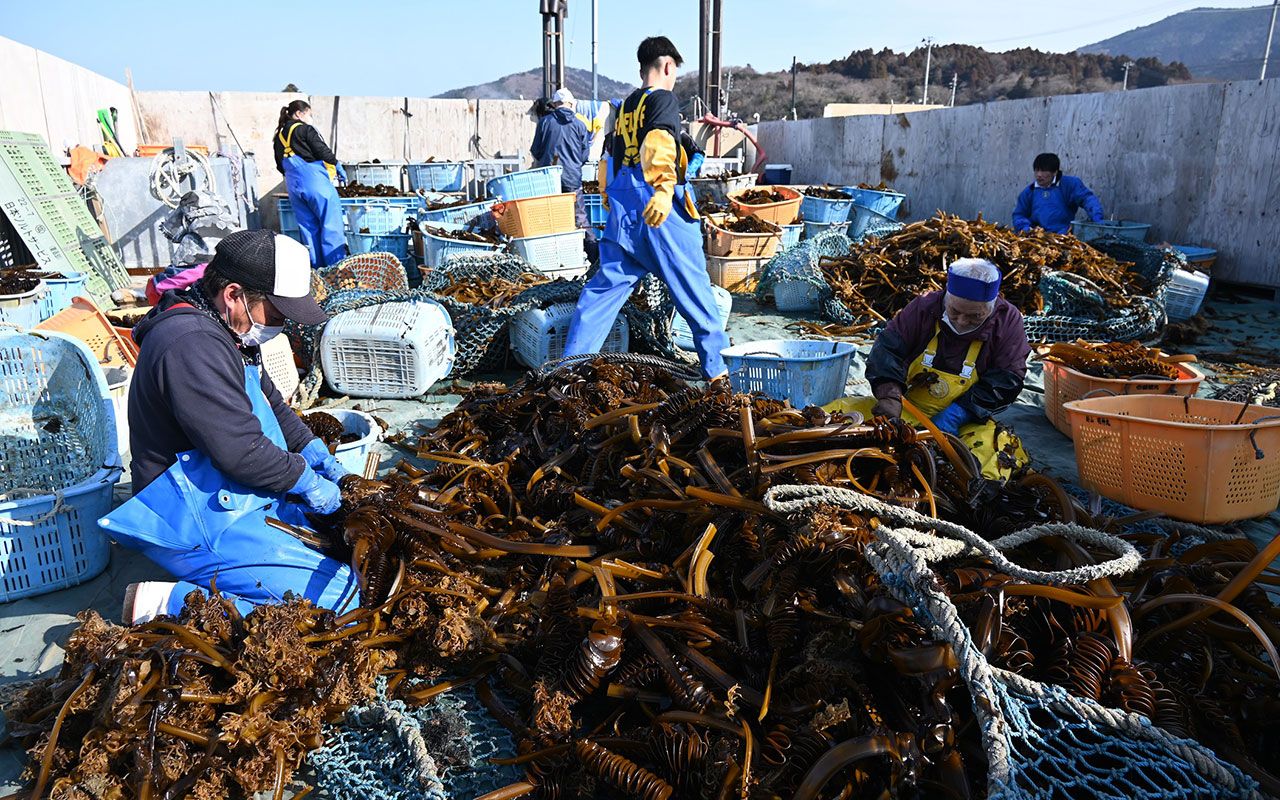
[531,105,592,192]
[1012,175,1104,234]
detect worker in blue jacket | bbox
[564,36,729,379]
[531,87,596,259]
[1012,153,1104,235]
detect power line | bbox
[974,1,1191,47]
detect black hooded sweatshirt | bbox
[128,289,315,494]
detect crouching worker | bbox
[825,258,1031,480]
[103,230,359,623]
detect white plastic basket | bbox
[1165,269,1210,322]
[303,408,381,477]
[511,302,628,368]
[722,339,856,409]
[774,280,822,312]
[672,285,733,351]
[260,334,300,403]
[320,299,456,398]
[510,229,588,278]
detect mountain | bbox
[435,66,633,101]
[1079,5,1278,81]
[673,45,1191,120]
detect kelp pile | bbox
[818,213,1155,322]
[337,182,412,198]
[8,358,1279,799]
[1037,341,1190,380]
[431,272,550,308]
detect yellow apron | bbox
[279,122,338,182]
[825,325,1028,480]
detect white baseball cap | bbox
[551,87,576,106]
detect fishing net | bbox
[1214,369,1280,408]
[764,485,1261,800]
[753,228,855,312]
[308,680,521,800]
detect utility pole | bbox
[591,0,598,101]
[1262,0,1279,80]
[949,73,958,107]
[920,37,936,104]
[1122,60,1135,90]
[790,57,798,119]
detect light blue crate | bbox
[0,282,45,328]
[848,206,898,241]
[345,232,413,279]
[722,339,855,409]
[419,199,495,227]
[344,201,417,235]
[420,222,502,268]
[583,193,608,226]
[406,162,466,192]
[486,166,563,201]
[38,272,87,321]
[800,194,855,224]
[780,224,803,249]
[1,330,121,601]
[1071,220,1151,243]
[344,162,405,188]
[842,187,905,217]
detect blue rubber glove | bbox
[289,465,342,515]
[334,163,348,184]
[688,152,705,179]
[302,437,351,483]
[931,403,975,436]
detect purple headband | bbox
[946,268,1001,303]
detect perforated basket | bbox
[803,220,850,240]
[774,280,823,312]
[705,219,781,258]
[672,285,732,351]
[0,282,46,328]
[418,199,494,227]
[38,272,87,321]
[344,201,416,236]
[495,193,578,237]
[35,296,138,370]
[1072,220,1151,243]
[511,302,628,368]
[722,339,855,409]
[728,186,802,226]
[691,172,757,205]
[406,161,466,193]
[1164,269,1210,322]
[1041,358,1203,439]
[1064,394,1280,524]
[344,162,406,189]
[707,254,769,294]
[779,224,803,250]
[509,230,587,277]
[320,299,456,398]
[842,187,905,217]
[800,193,855,224]
[0,330,121,601]
[583,193,608,226]
[486,166,563,201]
[261,334,301,403]
[303,408,380,476]
[421,223,503,269]
[848,205,898,241]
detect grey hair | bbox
[945,258,999,311]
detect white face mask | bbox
[233,296,284,347]
[941,311,983,336]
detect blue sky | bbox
[2,0,1266,97]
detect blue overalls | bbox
[101,365,358,617]
[280,122,347,269]
[563,90,729,378]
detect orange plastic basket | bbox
[706,254,770,294]
[727,186,802,226]
[705,219,782,258]
[1064,394,1280,524]
[1041,359,1204,439]
[495,193,578,238]
[35,296,138,370]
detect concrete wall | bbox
[758,79,1280,287]
[0,35,139,155]
[136,91,541,224]
[824,103,946,117]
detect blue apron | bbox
[280,123,347,269]
[565,90,729,377]
[101,364,357,617]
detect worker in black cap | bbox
[106,229,358,624]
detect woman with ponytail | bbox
[272,100,347,268]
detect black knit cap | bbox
[208,229,327,326]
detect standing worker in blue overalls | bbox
[273,100,348,269]
[563,36,729,380]
[1012,152,1105,235]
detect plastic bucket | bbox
[39,272,87,321]
[406,162,466,193]
[304,408,381,476]
[1071,220,1151,243]
[0,282,47,328]
[843,188,904,217]
[722,339,856,408]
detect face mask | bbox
[232,296,284,347]
[942,311,983,336]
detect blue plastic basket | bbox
[780,223,803,249]
[843,187,905,217]
[1172,244,1217,266]
[419,199,495,227]
[722,339,855,409]
[37,272,88,321]
[344,201,416,236]
[407,162,466,193]
[305,409,380,476]
[1,330,121,602]
[848,205,898,241]
[804,220,850,240]
[1072,220,1151,243]
[0,283,47,328]
[583,193,608,226]
[420,223,503,268]
[276,198,303,242]
[486,166,563,201]
[344,162,405,189]
[800,194,855,224]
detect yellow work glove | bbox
[643,191,673,227]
